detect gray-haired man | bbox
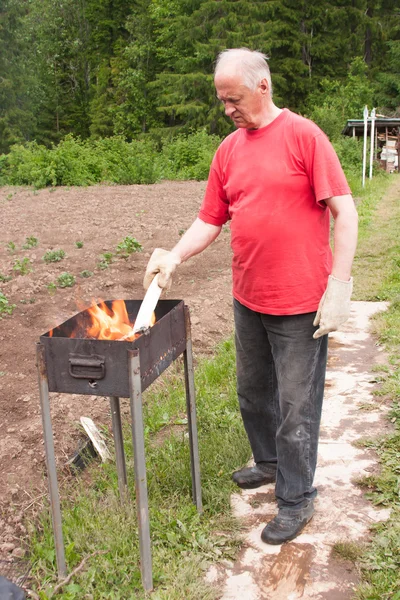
[144,48,358,544]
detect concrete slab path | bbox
[207,301,392,600]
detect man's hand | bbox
[143,248,181,290]
[313,275,353,339]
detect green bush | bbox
[0,130,220,188]
[160,130,220,181]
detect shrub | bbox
[160,130,220,181]
[0,130,220,188]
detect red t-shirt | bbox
[198,109,351,315]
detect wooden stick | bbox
[51,550,108,596]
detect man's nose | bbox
[225,103,235,117]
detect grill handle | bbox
[69,354,105,380]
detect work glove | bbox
[313,275,353,339]
[143,248,181,290]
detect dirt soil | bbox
[0,182,234,562]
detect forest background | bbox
[0,0,400,186]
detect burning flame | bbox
[48,299,156,341]
[86,300,155,341]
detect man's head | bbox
[214,48,273,130]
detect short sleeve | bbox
[302,132,351,205]
[198,154,230,226]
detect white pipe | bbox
[362,105,369,188]
[369,108,376,180]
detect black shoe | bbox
[261,505,314,545]
[232,465,276,489]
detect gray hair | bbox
[214,48,273,95]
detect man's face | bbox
[215,72,267,130]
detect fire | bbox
[47,299,156,340]
[86,299,155,341]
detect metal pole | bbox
[362,105,369,188]
[36,344,67,578]
[109,396,128,503]
[183,307,203,513]
[128,350,153,592]
[369,107,376,180]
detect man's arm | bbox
[313,194,358,339]
[326,194,358,281]
[143,218,222,289]
[171,217,222,262]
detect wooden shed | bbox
[342,116,400,173]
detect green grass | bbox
[350,173,400,600]
[28,339,250,598]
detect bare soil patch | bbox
[0,182,234,560]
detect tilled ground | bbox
[0,182,234,562]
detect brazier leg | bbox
[183,309,203,513]
[110,396,128,503]
[36,344,67,578]
[128,350,153,592]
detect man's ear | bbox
[259,78,269,95]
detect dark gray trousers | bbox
[234,299,328,510]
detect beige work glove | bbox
[313,275,353,339]
[143,248,181,290]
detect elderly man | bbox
[144,48,358,544]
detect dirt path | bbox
[206,301,392,599]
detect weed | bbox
[57,273,76,288]
[80,270,93,278]
[43,249,66,263]
[6,241,16,254]
[47,282,57,295]
[178,229,186,237]
[6,192,13,200]
[20,297,36,304]
[13,257,32,275]
[75,241,84,249]
[22,235,38,249]
[115,236,142,258]
[0,273,12,283]
[98,252,113,270]
[0,292,16,317]
[332,540,363,562]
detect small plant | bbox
[75,241,84,249]
[0,273,12,283]
[0,292,16,317]
[116,236,143,258]
[20,297,36,305]
[178,229,186,237]
[80,270,93,278]
[6,241,16,254]
[57,272,76,288]
[43,249,66,263]
[13,257,32,275]
[98,252,113,270]
[47,282,57,295]
[22,236,38,249]
[6,192,13,200]
[332,541,363,562]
